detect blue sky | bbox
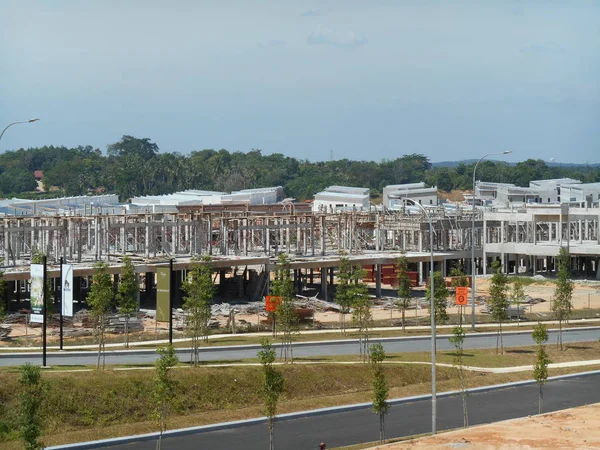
[1,1,599,163]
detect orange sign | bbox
[455,287,468,306]
[265,296,282,312]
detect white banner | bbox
[30,264,44,314]
[29,313,44,324]
[62,264,74,317]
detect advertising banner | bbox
[30,264,45,314]
[30,314,44,324]
[62,264,74,317]
[156,268,171,322]
[265,296,282,312]
[455,286,469,306]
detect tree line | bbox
[1,135,599,200]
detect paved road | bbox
[88,373,600,450]
[2,327,598,367]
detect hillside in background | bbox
[433,160,600,168]
[1,135,599,201]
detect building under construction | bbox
[0,197,599,313]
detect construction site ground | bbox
[365,403,600,450]
[2,277,600,345]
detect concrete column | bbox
[145,272,153,305]
[243,219,248,256]
[293,270,299,294]
[558,214,562,245]
[265,218,270,256]
[321,267,328,301]
[321,216,326,256]
[296,220,301,254]
[376,263,382,298]
[375,214,380,252]
[120,218,126,252]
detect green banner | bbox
[156,268,171,322]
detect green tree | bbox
[450,265,469,288]
[258,338,285,450]
[395,255,412,330]
[18,363,44,450]
[552,248,573,350]
[351,266,372,361]
[370,342,389,443]
[511,278,526,326]
[532,323,551,414]
[489,260,509,354]
[335,252,353,334]
[182,256,216,366]
[153,345,179,450]
[4,143,600,200]
[448,326,468,427]
[425,271,449,325]
[0,167,37,194]
[87,261,114,369]
[117,256,138,348]
[271,254,298,362]
[107,135,159,159]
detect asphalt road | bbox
[2,327,599,366]
[91,373,600,450]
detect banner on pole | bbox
[156,268,171,322]
[30,313,44,324]
[62,264,74,317]
[265,296,282,312]
[30,264,44,315]
[455,286,468,306]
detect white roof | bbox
[530,178,582,187]
[388,187,437,196]
[324,185,369,195]
[315,191,368,200]
[385,182,427,190]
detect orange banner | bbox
[455,286,468,306]
[265,296,282,312]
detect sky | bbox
[1,1,599,164]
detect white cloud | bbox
[307,24,367,48]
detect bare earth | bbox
[369,403,600,450]
[5,279,600,340]
[312,278,600,324]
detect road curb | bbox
[45,370,600,449]
[4,326,599,359]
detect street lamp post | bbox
[0,118,40,146]
[403,198,436,434]
[470,151,512,331]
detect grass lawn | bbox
[0,338,599,448]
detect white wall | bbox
[313,198,369,212]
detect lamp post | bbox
[403,198,436,434]
[0,118,40,146]
[470,151,512,330]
